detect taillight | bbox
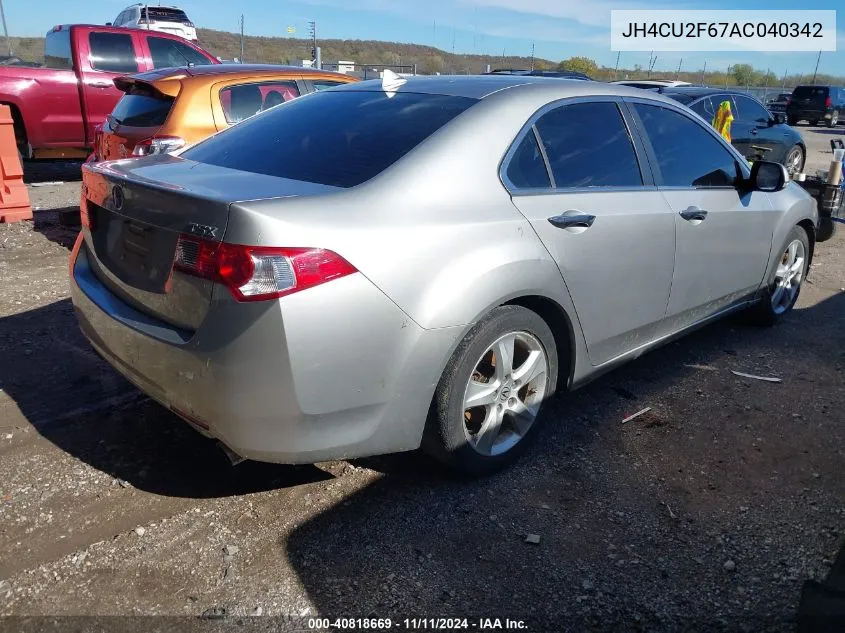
[132,136,186,157]
[825,96,833,107]
[173,235,357,302]
[786,96,792,106]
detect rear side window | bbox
[182,91,477,188]
[505,132,551,189]
[44,29,72,70]
[110,87,174,127]
[89,32,138,73]
[148,37,213,69]
[689,96,714,120]
[533,102,642,189]
[633,103,739,188]
[220,81,300,123]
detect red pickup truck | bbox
[0,24,218,160]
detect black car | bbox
[659,87,806,175]
[765,92,792,116]
[786,85,844,127]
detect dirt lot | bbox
[0,127,844,632]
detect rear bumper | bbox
[788,108,832,120]
[70,238,460,463]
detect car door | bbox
[79,30,143,147]
[733,94,787,163]
[506,99,676,366]
[627,101,776,336]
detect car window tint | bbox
[533,102,642,188]
[634,103,738,188]
[220,81,300,124]
[183,91,477,188]
[689,96,714,120]
[111,87,175,127]
[148,37,212,69]
[506,131,551,189]
[89,32,137,73]
[733,95,770,123]
[44,29,72,70]
[312,80,346,91]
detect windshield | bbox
[110,88,174,127]
[182,90,478,188]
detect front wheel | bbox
[422,305,559,477]
[784,145,805,176]
[747,226,810,326]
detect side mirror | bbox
[749,160,787,192]
[771,112,785,125]
[106,22,112,26]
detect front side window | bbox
[533,101,642,189]
[183,91,477,188]
[148,37,213,69]
[633,103,739,188]
[733,95,770,124]
[89,32,137,73]
[220,81,300,123]
[505,132,551,189]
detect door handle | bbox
[548,212,596,230]
[679,206,708,222]
[89,81,112,89]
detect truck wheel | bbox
[829,111,840,128]
[787,116,798,126]
[810,120,819,126]
[422,305,558,477]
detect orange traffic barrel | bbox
[0,105,32,223]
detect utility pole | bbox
[782,67,788,89]
[811,51,821,84]
[725,65,731,88]
[0,0,11,56]
[675,58,682,80]
[239,14,244,63]
[433,20,436,47]
[614,51,620,80]
[452,28,456,55]
[530,42,535,71]
[700,61,707,85]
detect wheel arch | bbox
[797,218,816,265]
[0,101,28,150]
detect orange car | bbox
[93,64,357,161]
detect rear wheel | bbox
[829,110,840,127]
[422,305,558,477]
[748,226,809,326]
[810,120,819,126]
[787,116,798,126]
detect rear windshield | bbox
[792,86,829,101]
[144,7,191,23]
[182,91,478,188]
[110,87,174,127]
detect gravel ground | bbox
[0,130,843,633]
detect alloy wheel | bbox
[771,239,805,314]
[462,331,549,456]
[785,147,804,176]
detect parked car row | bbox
[69,75,819,476]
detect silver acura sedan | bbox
[70,76,818,476]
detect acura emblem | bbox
[112,185,124,211]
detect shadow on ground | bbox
[0,299,331,498]
[23,160,84,184]
[284,291,845,632]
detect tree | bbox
[732,63,756,86]
[557,56,598,77]
[421,54,444,75]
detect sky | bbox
[5,0,843,76]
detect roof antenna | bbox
[381,68,406,98]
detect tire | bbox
[421,305,559,477]
[828,111,840,128]
[816,217,836,242]
[787,116,798,126]
[809,120,819,127]
[747,225,810,326]
[784,145,805,176]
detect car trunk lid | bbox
[81,156,339,331]
[98,77,181,161]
